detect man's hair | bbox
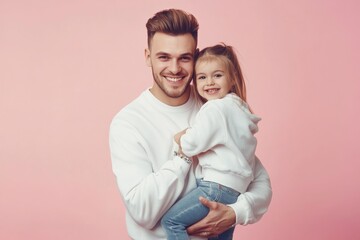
[146,9,199,48]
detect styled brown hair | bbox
[146,9,199,48]
[195,43,249,106]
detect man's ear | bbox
[194,48,199,59]
[145,48,151,67]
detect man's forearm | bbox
[229,156,272,225]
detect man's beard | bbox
[152,71,192,99]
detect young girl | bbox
[161,43,262,240]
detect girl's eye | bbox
[214,74,223,78]
[197,76,206,80]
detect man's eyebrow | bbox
[154,52,194,57]
[155,52,170,56]
[180,53,194,57]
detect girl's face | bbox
[195,59,234,101]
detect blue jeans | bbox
[161,179,240,240]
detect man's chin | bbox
[165,87,188,98]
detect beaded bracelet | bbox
[173,151,192,164]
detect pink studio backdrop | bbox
[1,0,359,239]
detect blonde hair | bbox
[146,9,199,48]
[194,43,249,106]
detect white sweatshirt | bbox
[109,87,272,240]
[180,93,261,193]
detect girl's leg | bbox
[162,179,240,240]
[161,186,212,240]
[206,182,240,240]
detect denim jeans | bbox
[161,179,240,240]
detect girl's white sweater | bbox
[181,93,261,193]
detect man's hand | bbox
[174,129,188,155]
[187,197,236,238]
[174,128,187,145]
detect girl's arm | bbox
[180,104,226,157]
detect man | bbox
[109,9,272,240]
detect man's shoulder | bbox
[111,90,148,125]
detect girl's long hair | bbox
[194,43,249,107]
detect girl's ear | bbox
[145,48,152,67]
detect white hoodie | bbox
[180,93,261,193]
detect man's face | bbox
[145,32,196,106]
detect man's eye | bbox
[158,56,169,60]
[180,57,191,62]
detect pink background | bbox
[1,0,360,239]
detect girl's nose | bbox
[206,76,215,86]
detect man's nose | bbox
[168,60,181,74]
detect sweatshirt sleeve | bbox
[180,104,226,157]
[228,155,272,225]
[109,119,192,229]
